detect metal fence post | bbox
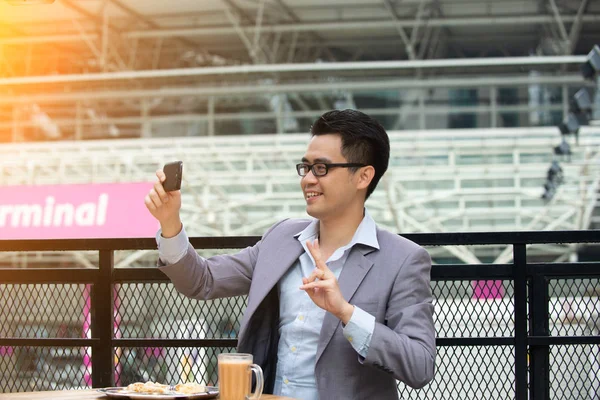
[513,244,528,400]
[91,249,114,388]
[529,273,550,399]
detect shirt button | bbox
[284,378,289,385]
[298,315,304,321]
[291,346,297,352]
[348,336,353,342]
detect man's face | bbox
[300,134,363,221]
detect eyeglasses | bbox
[296,162,367,177]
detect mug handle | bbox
[246,363,264,400]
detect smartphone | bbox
[162,161,183,192]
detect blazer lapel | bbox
[257,238,305,297]
[315,246,376,365]
[238,237,304,339]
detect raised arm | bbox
[145,168,276,300]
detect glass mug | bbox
[218,353,264,400]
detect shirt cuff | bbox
[342,306,376,358]
[156,225,189,265]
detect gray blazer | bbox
[159,218,436,400]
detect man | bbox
[145,109,436,399]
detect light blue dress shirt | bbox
[156,211,379,400]
[273,211,379,400]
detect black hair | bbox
[311,109,390,199]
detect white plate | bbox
[98,386,219,399]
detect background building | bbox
[0,0,599,397]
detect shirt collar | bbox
[294,208,379,250]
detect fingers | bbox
[146,169,183,216]
[306,239,322,264]
[146,169,170,207]
[153,180,170,203]
[313,268,326,280]
[300,279,329,291]
[146,188,164,209]
[304,268,325,284]
[306,239,333,275]
[144,194,156,211]
[156,169,166,183]
[306,239,326,269]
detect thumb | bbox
[168,189,182,201]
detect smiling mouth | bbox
[305,192,322,200]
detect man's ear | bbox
[356,165,375,191]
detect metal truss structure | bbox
[0,0,599,142]
[0,71,598,141]
[1,0,599,70]
[1,126,599,268]
[0,1,599,268]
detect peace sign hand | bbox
[299,239,355,324]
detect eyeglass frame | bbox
[295,162,368,177]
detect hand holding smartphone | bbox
[162,161,183,192]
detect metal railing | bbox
[1,231,599,399]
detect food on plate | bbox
[174,382,207,394]
[125,381,169,394]
[121,380,207,395]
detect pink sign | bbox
[0,182,159,239]
[472,280,505,299]
[0,346,13,357]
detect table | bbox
[0,389,295,400]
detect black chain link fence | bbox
[1,233,599,399]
